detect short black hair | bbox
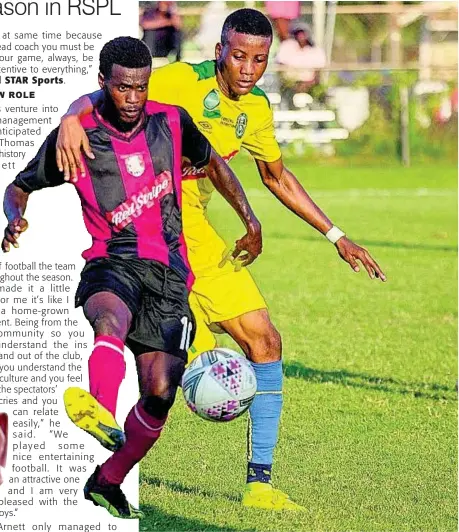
[99,36,151,79]
[221,8,273,45]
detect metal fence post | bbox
[400,86,411,167]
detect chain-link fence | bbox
[139,1,458,164]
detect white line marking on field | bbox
[246,188,456,199]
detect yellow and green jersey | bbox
[148,60,281,272]
[148,60,280,207]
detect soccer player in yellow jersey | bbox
[56,9,385,511]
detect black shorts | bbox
[75,257,195,360]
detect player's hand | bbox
[233,222,263,267]
[219,223,262,270]
[335,236,386,281]
[2,218,28,253]
[56,115,94,183]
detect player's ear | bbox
[98,72,105,90]
[215,42,223,61]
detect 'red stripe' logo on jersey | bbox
[106,171,173,230]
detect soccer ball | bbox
[181,348,257,422]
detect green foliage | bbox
[332,9,422,64]
[328,72,458,163]
[181,14,201,40]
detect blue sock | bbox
[246,360,283,484]
[247,462,272,484]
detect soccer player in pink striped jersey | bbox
[2,37,262,519]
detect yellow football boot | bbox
[242,482,305,511]
[64,387,125,452]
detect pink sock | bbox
[88,335,126,417]
[99,401,167,485]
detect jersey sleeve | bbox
[178,107,211,169]
[242,104,282,163]
[148,62,197,105]
[13,128,65,193]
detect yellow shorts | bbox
[186,222,267,362]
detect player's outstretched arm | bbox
[256,157,386,281]
[4,128,65,253]
[57,91,102,182]
[2,183,29,253]
[204,149,262,266]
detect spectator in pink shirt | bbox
[276,23,326,92]
[265,1,300,42]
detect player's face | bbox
[216,30,271,98]
[100,64,150,125]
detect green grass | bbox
[139,160,457,531]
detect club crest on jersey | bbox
[235,113,248,138]
[123,153,145,177]
[203,89,221,119]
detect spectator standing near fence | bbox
[265,1,300,42]
[276,22,327,96]
[140,1,182,61]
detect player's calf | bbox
[85,396,169,519]
[90,352,184,495]
[219,310,285,491]
[88,336,126,417]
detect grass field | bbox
[139,160,457,532]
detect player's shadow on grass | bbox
[283,361,457,401]
[269,233,458,253]
[140,502,252,532]
[140,475,241,503]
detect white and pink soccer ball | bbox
[181,348,257,422]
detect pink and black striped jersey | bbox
[14,102,211,289]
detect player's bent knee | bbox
[250,326,282,364]
[142,371,183,418]
[83,294,132,339]
[142,391,177,418]
[91,310,130,339]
